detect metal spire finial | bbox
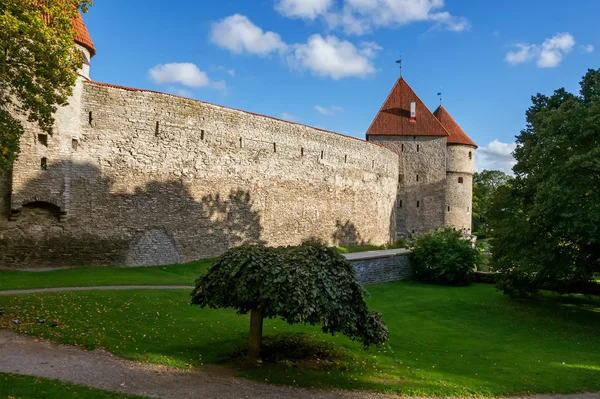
[395,58,402,77]
[437,91,443,105]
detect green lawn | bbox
[0,260,212,291]
[0,373,146,399]
[1,283,598,396]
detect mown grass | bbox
[1,283,598,396]
[0,260,212,291]
[0,373,146,399]
[335,241,406,254]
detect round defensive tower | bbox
[433,106,477,234]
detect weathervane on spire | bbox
[395,58,403,77]
[437,91,443,105]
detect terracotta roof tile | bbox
[366,77,448,138]
[42,11,95,57]
[72,12,95,57]
[433,106,477,148]
[85,81,394,152]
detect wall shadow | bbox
[0,161,265,267]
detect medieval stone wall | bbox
[367,135,447,238]
[0,83,399,268]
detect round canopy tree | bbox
[191,245,389,358]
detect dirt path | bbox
[1,331,599,399]
[0,286,194,295]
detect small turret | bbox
[433,106,477,234]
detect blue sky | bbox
[82,0,599,173]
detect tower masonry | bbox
[433,106,477,234]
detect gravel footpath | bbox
[1,331,599,399]
[0,286,194,295]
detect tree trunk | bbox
[248,307,263,359]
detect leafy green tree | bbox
[191,245,389,358]
[0,0,92,171]
[472,170,511,236]
[409,228,479,286]
[490,68,600,296]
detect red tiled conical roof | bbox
[433,106,477,148]
[366,77,448,138]
[72,12,95,57]
[42,11,95,57]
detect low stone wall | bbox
[344,249,412,285]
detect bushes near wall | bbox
[409,228,479,286]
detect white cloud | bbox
[476,140,517,174]
[149,63,211,87]
[505,33,576,68]
[210,14,287,56]
[210,15,380,80]
[580,44,594,54]
[275,0,334,20]
[290,35,379,79]
[315,105,343,115]
[280,112,300,122]
[283,0,470,35]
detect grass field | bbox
[1,282,598,396]
[0,260,212,291]
[0,373,145,398]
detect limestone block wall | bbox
[368,136,447,237]
[0,83,399,268]
[445,145,475,233]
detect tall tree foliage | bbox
[191,245,389,358]
[0,0,92,171]
[490,69,600,296]
[472,170,511,236]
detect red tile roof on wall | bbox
[433,106,477,148]
[42,11,95,57]
[366,77,448,138]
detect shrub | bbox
[409,228,479,286]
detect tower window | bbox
[399,200,403,208]
[273,143,277,153]
[458,177,464,184]
[469,151,472,160]
[40,157,47,171]
[200,130,205,140]
[344,154,347,163]
[301,148,304,157]
[417,144,420,152]
[72,139,78,150]
[321,150,324,160]
[416,174,419,182]
[417,201,420,208]
[38,134,48,147]
[448,206,451,212]
[401,144,404,152]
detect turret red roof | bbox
[366,77,448,138]
[433,106,477,148]
[72,12,95,57]
[42,11,95,57]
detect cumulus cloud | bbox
[290,35,379,79]
[315,105,343,115]
[505,33,576,68]
[166,86,194,98]
[280,112,300,122]
[476,140,517,174]
[580,44,594,54]
[210,14,287,56]
[210,15,379,80]
[275,0,334,20]
[276,0,470,35]
[149,63,211,87]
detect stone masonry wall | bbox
[368,135,447,238]
[0,83,399,268]
[348,253,412,285]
